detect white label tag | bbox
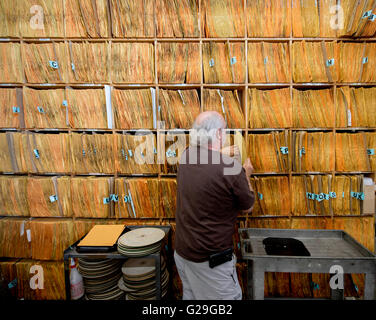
[178,90,185,105]
[104,85,113,129]
[347,109,352,127]
[26,229,31,242]
[20,221,25,236]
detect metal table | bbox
[239,228,376,300]
[63,225,171,300]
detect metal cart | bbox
[63,225,171,300]
[239,228,376,300]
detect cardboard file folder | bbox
[77,225,126,248]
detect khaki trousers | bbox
[174,250,242,300]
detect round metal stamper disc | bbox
[118,228,165,248]
[121,258,156,277]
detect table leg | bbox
[247,260,253,299]
[364,273,375,300]
[252,266,264,300]
[64,258,70,301]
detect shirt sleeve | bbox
[231,167,255,210]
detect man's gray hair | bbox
[189,112,225,147]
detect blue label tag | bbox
[367,149,375,155]
[209,58,214,67]
[258,193,263,200]
[307,192,315,200]
[362,10,372,19]
[299,147,306,157]
[8,278,17,289]
[49,60,59,69]
[230,57,237,65]
[351,192,364,200]
[326,58,335,67]
[103,197,110,204]
[128,150,133,157]
[37,106,44,113]
[362,57,368,64]
[33,149,40,159]
[49,195,58,203]
[12,106,20,113]
[62,100,68,107]
[280,147,289,155]
[311,282,320,290]
[82,149,86,156]
[166,149,177,158]
[71,63,75,71]
[316,193,330,202]
[342,192,345,198]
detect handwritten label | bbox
[351,192,364,200]
[362,10,372,19]
[49,195,58,203]
[329,192,336,198]
[326,59,335,67]
[166,149,177,158]
[49,61,59,69]
[33,149,40,159]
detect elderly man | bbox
[174,111,255,300]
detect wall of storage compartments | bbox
[0,0,376,300]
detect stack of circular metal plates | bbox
[118,257,169,300]
[77,258,124,300]
[117,228,165,257]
